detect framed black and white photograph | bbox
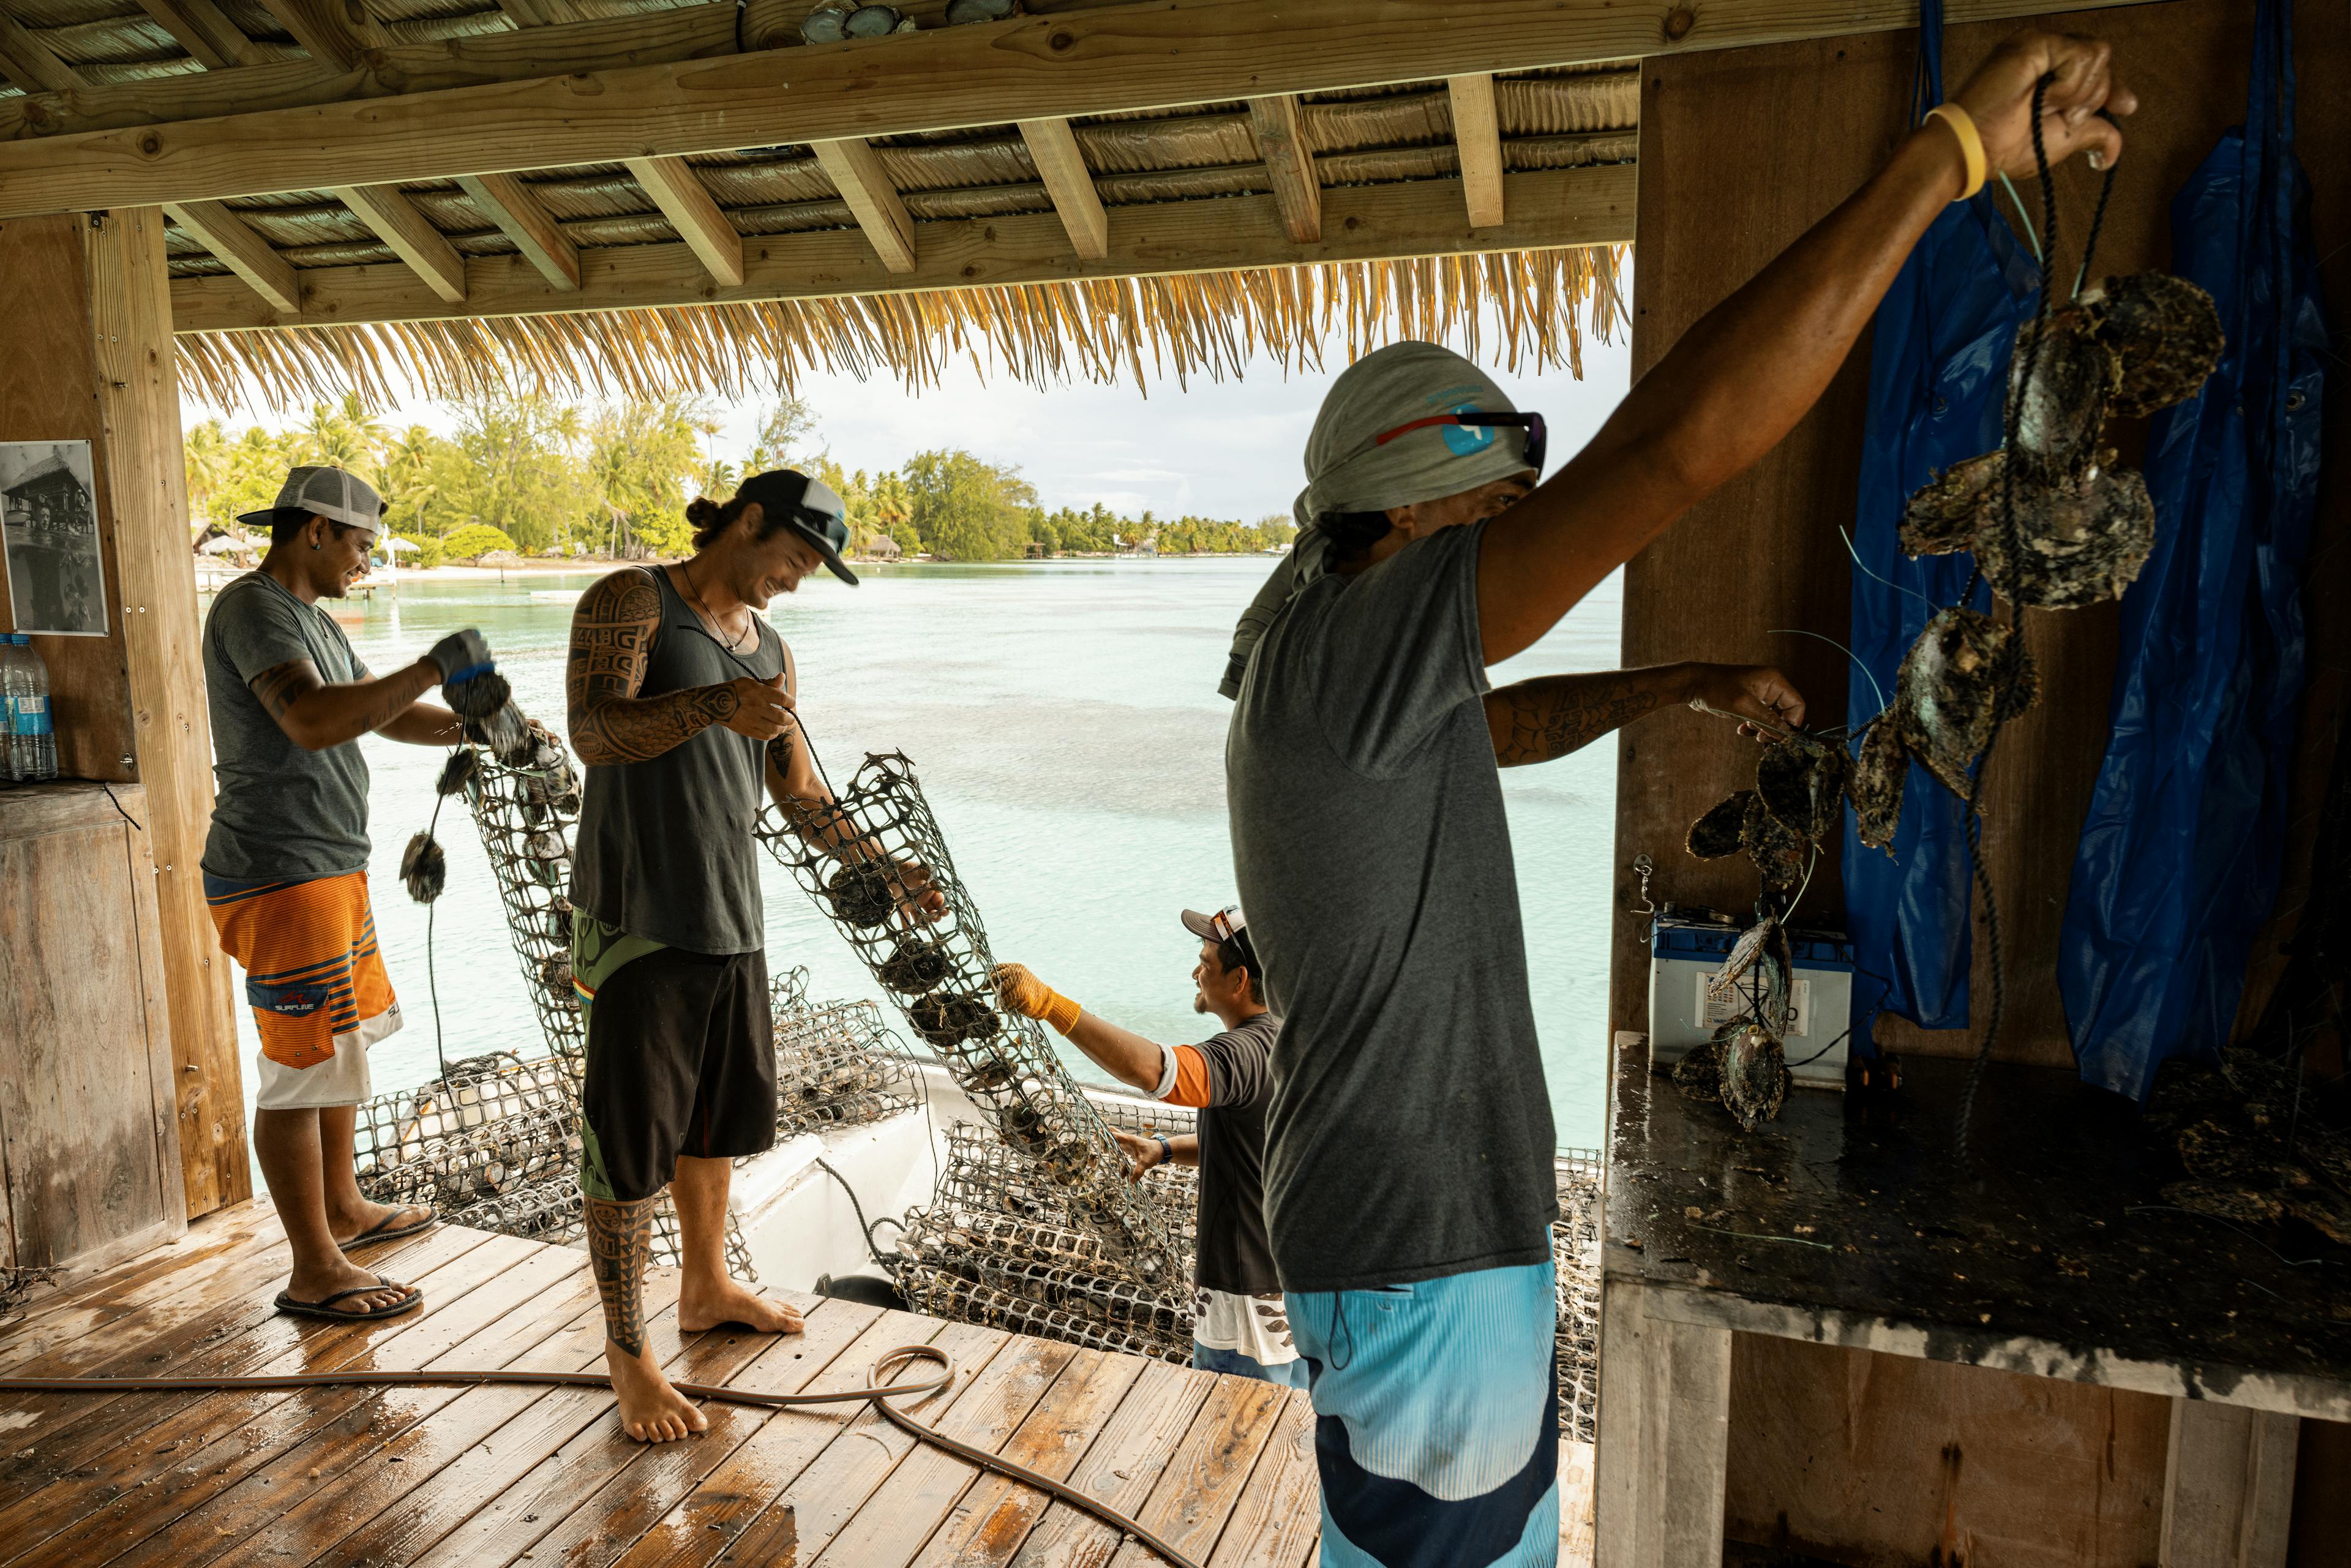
[0,440,107,637]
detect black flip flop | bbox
[340,1209,437,1248]
[274,1278,423,1322]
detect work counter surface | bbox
[1603,1049,2351,1420]
[0,778,148,841]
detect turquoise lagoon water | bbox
[228,558,1623,1151]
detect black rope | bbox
[1955,75,2061,1160]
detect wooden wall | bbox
[0,210,249,1218]
[0,785,186,1270]
[1610,0,2351,1069]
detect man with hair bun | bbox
[564,468,938,1442]
[1223,30,2134,1564]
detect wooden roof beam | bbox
[623,155,744,286]
[811,138,916,275]
[163,200,300,312]
[332,183,467,302]
[1245,94,1318,244]
[0,0,2164,218]
[173,162,1634,334]
[0,9,83,92]
[457,172,580,290]
[1018,116,1108,261]
[252,0,388,70]
[1447,72,1504,228]
[494,0,583,24]
[134,0,264,70]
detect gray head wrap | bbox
[1217,342,1534,699]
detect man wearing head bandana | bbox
[1220,31,2137,1567]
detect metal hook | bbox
[1631,853,1658,943]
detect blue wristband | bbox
[1152,1135,1172,1168]
[444,661,497,687]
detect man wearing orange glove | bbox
[993,905,1300,1387]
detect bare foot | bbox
[678,1277,804,1335]
[328,1198,433,1248]
[283,1254,414,1315]
[606,1340,708,1443]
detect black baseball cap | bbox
[735,468,859,587]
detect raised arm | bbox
[992,964,1166,1094]
[566,568,790,767]
[251,658,441,752]
[1485,662,1804,765]
[1475,31,2134,665]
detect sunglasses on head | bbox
[793,505,849,553]
[1205,905,1246,943]
[1372,411,1547,479]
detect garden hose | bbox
[0,1344,1199,1568]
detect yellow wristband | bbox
[1040,989,1082,1037]
[1925,103,1986,201]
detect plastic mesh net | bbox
[770,975,924,1139]
[1554,1147,1603,1443]
[755,751,1180,1284]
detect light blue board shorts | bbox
[1286,1260,1559,1568]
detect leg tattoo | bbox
[587,1196,658,1356]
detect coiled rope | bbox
[0,1345,1200,1568]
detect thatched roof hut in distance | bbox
[858,535,905,562]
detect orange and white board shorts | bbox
[205,868,402,1109]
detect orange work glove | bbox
[991,962,1082,1036]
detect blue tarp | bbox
[1842,3,2038,1042]
[2058,0,2330,1102]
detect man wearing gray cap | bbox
[203,465,503,1324]
[1221,30,2134,1565]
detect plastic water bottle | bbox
[6,634,56,783]
[0,636,17,783]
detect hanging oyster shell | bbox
[2076,271,2224,420]
[826,863,896,928]
[1709,918,1794,1039]
[400,831,446,903]
[1902,447,2157,609]
[1684,789,1809,893]
[2008,307,2119,484]
[1755,733,1853,849]
[1720,1023,1790,1131]
[1850,607,2039,853]
[1671,1034,1725,1104]
[878,938,950,994]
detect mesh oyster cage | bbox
[755,751,1179,1281]
[1553,1147,1603,1443]
[354,1105,580,1215]
[770,983,924,1139]
[932,1123,1199,1262]
[459,740,590,1081]
[352,1051,575,1176]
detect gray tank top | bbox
[571,566,786,955]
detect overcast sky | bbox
[185,322,1633,522]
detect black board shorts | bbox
[579,946,776,1202]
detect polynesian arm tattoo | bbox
[250,658,438,749]
[567,568,743,766]
[585,1195,658,1356]
[1484,668,1684,767]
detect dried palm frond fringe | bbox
[176,245,1626,413]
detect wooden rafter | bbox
[252,0,387,70]
[134,0,264,70]
[1246,94,1319,244]
[623,156,744,287]
[1447,73,1505,229]
[0,9,83,92]
[457,173,580,290]
[0,0,2163,220]
[163,200,301,312]
[811,138,917,275]
[332,184,468,303]
[1018,117,1109,261]
[173,163,1634,333]
[495,0,583,24]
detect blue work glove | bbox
[426,628,495,686]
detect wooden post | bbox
[1597,1277,1731,1568]
[0,209,249,1218]
[2161,1401,2298,1568]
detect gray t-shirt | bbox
[201,571,373,880]
[1226,520,1556,1294]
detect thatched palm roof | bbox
[0,0,1635,407]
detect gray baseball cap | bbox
[237,465,387,536]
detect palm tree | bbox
[294,392,387,478]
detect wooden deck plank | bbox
[312,1294,816,1568]
[394,1289,851,1568]
[1008,1360,1218,1568]
[599,1305,959,1568]
[812,1332,1079,1567]
[0,1220,481,1455]
[1,1201,280,1335]
[1203,1391,1319,1568]
[60,1240,601,1568]
[1559,1437,1596,1568]
[0,1230,298,1375]
[0,1226,511,1564]
[902,1348,1148,1568]
[1103,1375,1290,1567]
[750,1317,1012,1564]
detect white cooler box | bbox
[1646,913,1857,1089]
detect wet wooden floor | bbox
[0,1202,1594,1567]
